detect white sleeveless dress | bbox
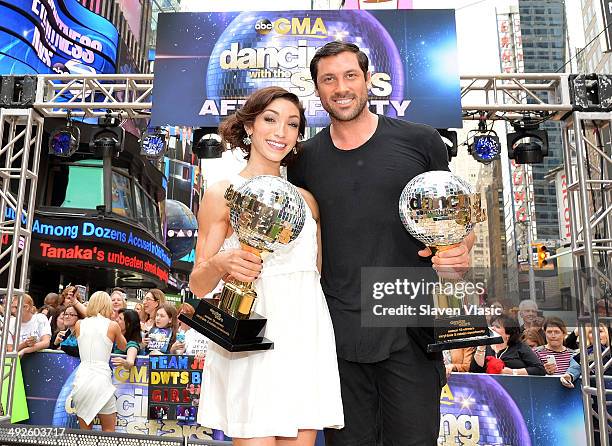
[197,175,344,438]
[70,315,116,424]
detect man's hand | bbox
[418,244,470,280]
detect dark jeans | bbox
[325,340,445,446]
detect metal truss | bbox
[0,109,43,423]
[34,74,154,119]
[460,73,573,120]
[562,112,612,446]
[32,72,574,120]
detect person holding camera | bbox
[53,305,82,357]
[534,317,575,375]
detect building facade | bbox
[519,0,567,241]
[577,0,612,73]
[79,0,153,73]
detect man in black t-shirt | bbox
[288,42,474,445]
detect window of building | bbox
[111,169,135,218]
[60,159,104,209]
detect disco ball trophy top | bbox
[399,170,502,352]
[180,175,306,352]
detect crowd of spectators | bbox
[438,298,611,385]
[0,285,211,432]
[2,286,209,363]
[3,288,609,433]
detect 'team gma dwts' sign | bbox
[151,10,462,129]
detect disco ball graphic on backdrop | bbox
[441,374,531,446]
[166,199,198,261]
[52,369,79,428]
[207,10,404,119]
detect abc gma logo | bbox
[255,19,274,35]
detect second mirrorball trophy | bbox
[180,175,306,352]
[399,170,502,352]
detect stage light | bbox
[49,112,80,157]
[140,126,168,158]
[468,119,501,164]
[471,134,501,163]
[193,127,222,159]
[507,118,548,165]
[436,129,458,162]
[89,112,124,156]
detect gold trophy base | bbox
[179,299,273,352]
[429,319,503,353]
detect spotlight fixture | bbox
[569,73,612,111]
[140,126,168,158]
[49,110,80,157]
[436,129,458,162]
[192,127,222,159]
[89,111,124,157]
[507,117,549,165]
[469,119,501,164]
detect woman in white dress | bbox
[70,291,126,431]
[190,86,344,446]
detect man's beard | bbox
[324,93,369,122]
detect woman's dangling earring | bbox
[292,147,297,154]
[243,134,252,145]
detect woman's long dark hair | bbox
[119,309,142,344]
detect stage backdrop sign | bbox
[0,0,118,75]
[22,352,585,445]
[151,10,461,129]
[20,351,213,440]
[440,373,587,446]
[148,354,204,421]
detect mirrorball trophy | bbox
[399,170,502,352]
[180,175,306,352]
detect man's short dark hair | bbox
[310,41,369,88]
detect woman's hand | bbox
[55,330,68,345]
[544,361,557,375]
[170,341,185,354]
[214,249,262,283]
[445,364,454,378]
[560,374,574,388]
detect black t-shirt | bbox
[288,115,449,362]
